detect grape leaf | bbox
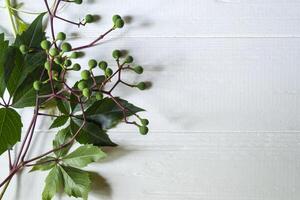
[30,156,57,172]
[0,108,23,155]
[53,127,72,157]
[62,145,106,168]
[50,115,69,129]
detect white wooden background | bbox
[1,0,300,199]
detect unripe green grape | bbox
[139,126,149,135]
[49,48,60,57]
[133,66,144,74]
[85,14,94,23]
[74,0,82,4]
[112,50,121,59]
[64,59,72,67]
[141,118,149,126]
[88,59,97,69]
[44,61,51,71]
[115,18,124,28]
[136,82,146,90]
[125,56,134,63]
[40,40,51,50]
[33,81,42,91]
[54,57,63,65]
[70,52,79,59]
[19,44,28,54]
[78,80,88,90]
[56,32,66,41]
[95,92,103,100]
[82,88,90,98]
[98,61,108,70]
[112,15,121,23]
[61,42,72,52]
[72,63,81,71]
[81,70,90,80]
[105,68,113,77]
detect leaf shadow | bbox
[89,171,112,198]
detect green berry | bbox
[54,57,63,65]
[139,126,148,135]
[64,59,72,67]
[44,61,51,71]
[105,68,113,77]
[95,92,103,100]
[141,119,149,126]
[33,81,42,91]
[136,82,146,90]
[125,56,134,63]
[40,40,51,50]
[74,0,82,4]
[115,18,124,28]
[81,70,90,80]
[70,52,79,59]
[61,42,72,52]
[88,59,97,69]
[19,44,28,54]
[56,32,66,41]
[112,15,121,23]
[85,14,94,23]
[49,48,60,57]
[98,61,108,70]
[82,88,90,98]
[73,63,81,71]
[112,50,121,59]
[78,81,88,90]
[133,66,144,74]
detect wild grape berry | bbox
[54,57,63,65]
[115,18,124,28]
[64,59,72,67]
[82,88,90,98]
[105,68,113,77]
[125,56,134,63]
[133,66,144,74]
[61,42,72,52]
[44,61,51,71]
[49,48,60,57]
[112,15,121,23]
[70,52,79,59]
[85,14,94,23]
[98,61,108,70]
[19,45,28,54]
[73,63,81,71]
[139,126,149,135]
[81,70,90,80]
[88,59,97,69]
[95,92,103,100]
[141,118,149,126]
[74,0,82,4]
[40,40,51,50]
[112,50,121,59]
[137,82,146,90]
[78,81,88,90]
[33,81,42,91]
[56,32,66,41]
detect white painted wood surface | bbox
[0,0,300,199]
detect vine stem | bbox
[0,179,11,200]
[4,0,17,36]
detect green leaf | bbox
[50,115,69,129]
[62,145,106,168]
[0,108,23,155]
[14,13,46,48]
[56,99,70,115]
[70,117,117,147]
[42,166,63,200]
[53,127,72,157]
[30,156,57,172]
[60,166,91,199]
[85,97,144,129]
